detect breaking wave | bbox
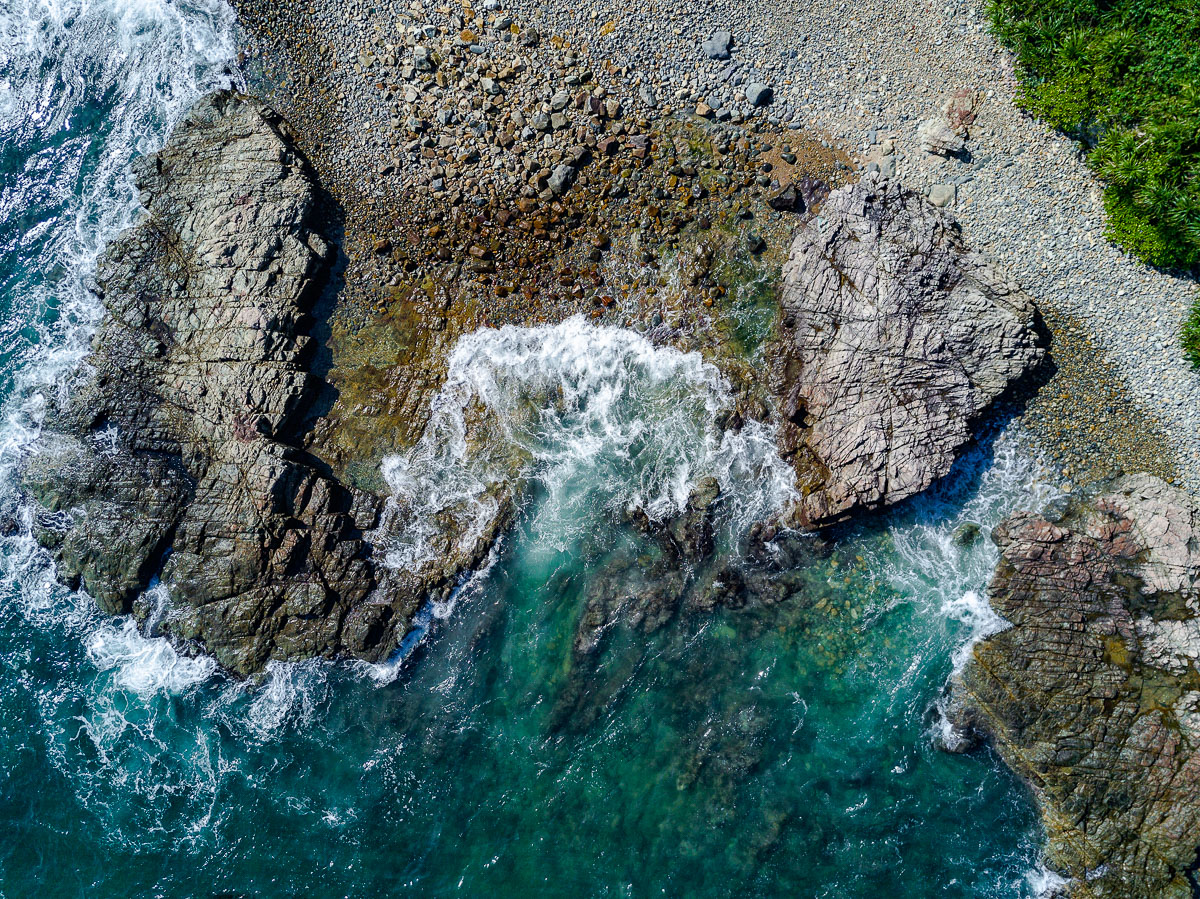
[381,316,797,570]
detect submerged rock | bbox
[946,474,1200,898]
[772,173,1046,526]
[20,92,433,675]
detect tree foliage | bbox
[990,0,1200,269]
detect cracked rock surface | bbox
[773,173,1046,526]
[19,91,431,675]
[947,474,1200,898]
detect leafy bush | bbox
[989,0,1200,270]
[1183,294,1200,369]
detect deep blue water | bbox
[0,3,1064,896]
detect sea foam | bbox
[381,316,797,572]
[87,616,217,695]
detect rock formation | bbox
[946,474,1200,898]
[21,91,430,675]
[773,173,1046,526]
[20,90,1049,678]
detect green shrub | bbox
[1183,294,1200,369]
[989,0,1200,270]
[1102,189,1180,269]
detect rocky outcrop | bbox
[773,173,1045,526]
[20,91,430,675]
[946,474,1200,898]
[19,88,1050,677]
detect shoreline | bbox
[231,0,1197,497]
[6,2,1197,895]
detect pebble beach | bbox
[234,0,1200,492]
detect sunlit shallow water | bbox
[0,2,1063,896]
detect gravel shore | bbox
[233,0,1200,493]
[495,0,1200,486]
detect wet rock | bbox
[767,183,803,212]
[951,522,981,546]
[947,475,1200,899]
[772,173,1045,526]
[668,475,722,561]
[18,92,424,676]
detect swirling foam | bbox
[381,316,798,570]
[875,432,1061,672]
[88,617,218,695]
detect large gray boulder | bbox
[772,173,1046,526]
[946,474,1200,898]
[20,92,429,675]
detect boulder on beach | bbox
[771,172,1047,526]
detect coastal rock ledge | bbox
[946,474,1200,898]
[20,92,434,675]
[19,92,1049,677]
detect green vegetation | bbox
[1182,293,1200,368]
[988,0,1200,271]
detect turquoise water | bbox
[0,2,1062,896]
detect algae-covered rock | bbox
[773,173,1046,526]
[947,474,1200,898]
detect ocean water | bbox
[0,2,1063,896]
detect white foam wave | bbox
[0,0,239,379]
[381,316,797,571]
[87,616,217,695]
[1025,863,1070,897]
[239,659,330,740]
[942,589,1009,674]
[878,432,1062,674]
